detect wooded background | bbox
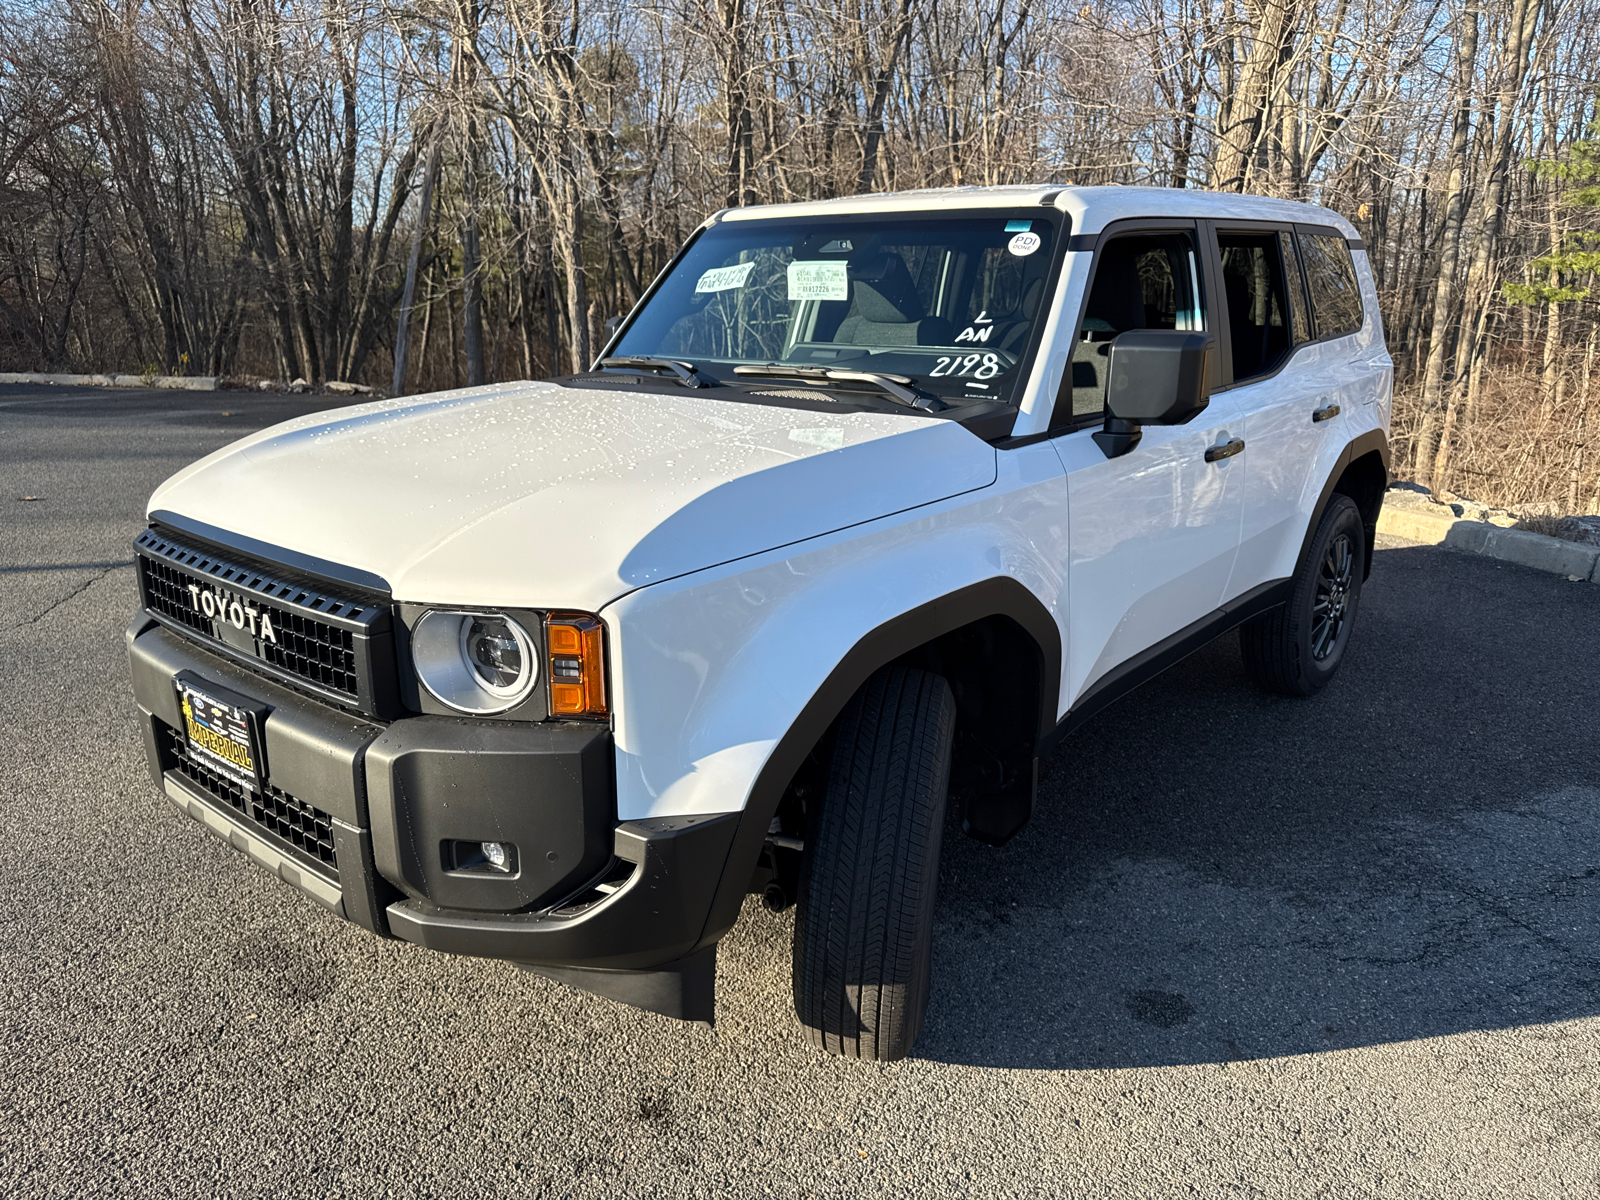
[3,0,1598,512]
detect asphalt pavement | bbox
[2,383,1599,1198]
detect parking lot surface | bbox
[2,383,1598,1198]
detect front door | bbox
[1050,225,1247,705]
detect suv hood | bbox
[148,381,998,610]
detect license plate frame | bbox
[173,671,268,793]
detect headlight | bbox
[412,610,538,714]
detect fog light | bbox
[445,839,518,875]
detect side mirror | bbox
[1092,330,1215,459]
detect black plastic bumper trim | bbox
[517,945,717,1024]
[130,620,379,825]
[384,813,739,971]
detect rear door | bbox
[1049,221,1247,704]
[1207,221,1332,597]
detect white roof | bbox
[718,184,1358,240]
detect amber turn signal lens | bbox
[546,613,607,716]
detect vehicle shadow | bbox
[918,542,1600,1069]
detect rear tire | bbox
[1240,494,1365,697]
[792,665,956,1061]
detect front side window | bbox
[1300,234,1364,338]
[611,211,1062,408]
[1216,231,1295,383]
[1064,231,1205,421]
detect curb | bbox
[0,371,216,392]
[1377,502,1600,583]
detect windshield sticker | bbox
[955,311,995,343]
[787,260,849,301]
[695,262,757,293]
[1007,231,1042,257]
[1005,220,1032,232]
[930,352,1003,379]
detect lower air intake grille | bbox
[162,723,339,879]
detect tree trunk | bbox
[1211,0,1300,193]
[461,138,486,386]
[1568,324,1595,512]
[858,0,917,195]
[392,138,442,397]
[1412,0,1479,478]
[1429,0,1541,491]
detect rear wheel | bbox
[1240,494,1365,697]
[792,665,956,1061]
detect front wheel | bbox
[792,665,956,1061]
[1240,494,1366,697]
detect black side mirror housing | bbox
[1093,330,1216,459]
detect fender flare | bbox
[689,576,1062,952]
[1297,428,1391,579]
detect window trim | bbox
[1046,217,1208,434]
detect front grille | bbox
[135,526,396,717]
[162,723,339,879]
[141,553,360,696]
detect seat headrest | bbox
[849,253,924,324]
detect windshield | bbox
[611,210,1064,408]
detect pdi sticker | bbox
[1008,232,1042,257]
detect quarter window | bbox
[1066,231,1205,421]
[1300,234,1364,338]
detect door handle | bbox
[1205,437,1245,462]
[1312,403,1341,423]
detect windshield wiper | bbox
[599,356,708,388]
[731,365,946,412]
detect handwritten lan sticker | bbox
[695,261,756,293]
[787,260,850,301]
[1007,231,1042,257]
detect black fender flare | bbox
[689,577,1062,953]
[1297,428,1391,580]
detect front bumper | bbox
[127,618,738,986]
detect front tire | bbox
[1240,493,1366,697]
[792,665,956,1061]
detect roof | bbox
[717,184,1358,240]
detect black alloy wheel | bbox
[1239,493,1366,697]
[1311,531,1357,662]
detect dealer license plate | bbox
[174,674,262,791]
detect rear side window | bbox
[1216,232,1294,383]
[1300,234,1364,338]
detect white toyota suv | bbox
[127,185,1390,1061]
